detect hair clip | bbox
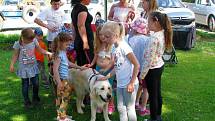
[154,16,159,21]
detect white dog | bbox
[68,68,112,121]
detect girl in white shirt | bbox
[101,21,140,121]
[140,11,173,121]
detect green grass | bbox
[0,40,215,121]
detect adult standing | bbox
[34,0,65,51]
[71,0,94,66]
[141,0,158,19]
[108,0,135,34]
[108,0,135,23]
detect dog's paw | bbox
[105,119,111,121]
[77,109,84,114]
[81,103,85,108]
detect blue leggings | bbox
[21,74,39,102]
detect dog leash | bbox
[84,50,97,74]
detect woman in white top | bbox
[108,0,135,22]
[108,0,135,34]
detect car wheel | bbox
[208,15,215,32]
[22,5,39,24]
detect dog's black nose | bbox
[107,94,111,99]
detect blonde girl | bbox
[10,28,52,108]
[87,25,115,114]
[52,32,85,121]
[140,11,172,121]
[88,25,113,74]
[101,21,140,121]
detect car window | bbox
[157,0,183,8]
[91,0,99,4]
[199,0,210,5]
[3,0,19,5]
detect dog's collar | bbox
[88,73,100,86]
[89,74,98,82]
[99,95,108,102]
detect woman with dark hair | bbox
[71,0,94,66]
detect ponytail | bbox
[162,13,172,50]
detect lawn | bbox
[0,39,215,121]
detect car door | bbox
[195,0,210,25]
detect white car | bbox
[137,0,196,50]
[184,0,215,31]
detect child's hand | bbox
[98,76,108,81]
[83,42,89,50]
[57,81,64,90]
[80,66,88,71]
[127,82,134,93]
[47,52,53,57]
[83,64,91,68]
[10,65,14,72]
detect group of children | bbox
[9,8,172,121]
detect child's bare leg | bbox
[140,87,148,110]
[136,85,143,106]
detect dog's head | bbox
[91,78,112,103]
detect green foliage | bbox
[0,34,19,50]
[0,34,47,50]
[0,34,19,43]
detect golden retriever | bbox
[68,68,112,121]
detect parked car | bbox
[183,0,215,31]
[137,0,196,50]
[0,0,45,31]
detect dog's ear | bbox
[90,87,97,98]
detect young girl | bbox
[140,11,172,121]
[101,21,140,121]
[52,32,85,121]
[10,28,52,108]
[60,17,76,63]
[128,17,150,116]
[86,25,115,114]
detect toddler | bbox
[10,28,52,108]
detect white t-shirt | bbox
[36,8,65,41]
[112,40,138,88]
